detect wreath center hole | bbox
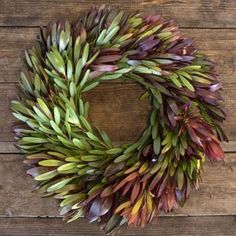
[84,82,151,145]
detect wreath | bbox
[11,6,227,234]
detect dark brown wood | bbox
[0,154,235,217]
[0,216,235,236]
[0,0,236,28]
[0,28,236,83]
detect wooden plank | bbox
[0,0,236,28]
[0,82,235,144]
[0,154,235,217]
[0,216,235,236]
[0,28,236,83]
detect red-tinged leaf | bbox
[95,55,122,63]
[100,186,113,198]
[187,125,203,147]
[149,172,163,191]
[100,196,113,216]
[157,175,168,197]
[113,172,139,193]
[140,38,159,51]
[131,181,141,202]
[209,83,222,92]
[121,181,133,196]
[167,107,176,127]
[81,189,102,207]
[91,64,118,72]
[145,15,161,24]
[205,140,224,161]
[168,99,179,115]
[88,71,104,80]
[88,198,102,222]
[113,178,128,193]
[26,167,45,177]
[104,162,125,177]
[125,172,139,181]
[142,144,152,157]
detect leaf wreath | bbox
[11,6,227,234]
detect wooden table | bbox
[0,1,235,235]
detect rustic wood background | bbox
[0,0,236,235]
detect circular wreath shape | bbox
[11,6,227,234]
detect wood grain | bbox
[0,28,236,84]
[0,0,236,28]
[0,154,235,217]
[0,216,235,236]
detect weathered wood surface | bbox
[0,216,235,236]
[0,0,236,235]
[0,0,236,28]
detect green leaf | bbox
[82,81,99,92]
[57,135,73,147]
[150,162,162,174]
[180,75,195,92]
[177,166,184,189]
[106,148,123,155]
[67,60,73,80]
[107,11,123,33]
[169,74,182,88]
[86,132,100,142]
[21,137,47,144]
[97,128,113,148]
[33,106,49,122]
[79,99,84,116]
[79,115,92,131]
[50,120,63,134]
[103,26,120,44]
[47,50,65,75]
[81,155,102,161]
[153,137,161,155]
[74,36,81,63]
[72,138,85,150]
[75,59,83,84]
[60,192,86,207]
[54,107,61,125]
[100,73,122,81]
[82,43,89,66]
[20,72,33,94]
[57,163,77,172]
[80,69,90,88]
[114,153,132,163]
[39,159,64,167]
[47,177,75,192]
[11,101,29,115]
[37,98,53,119]
[67,209,84,223]
[35,170,57,181]
[96,29,106,45]
[69,82,76,97]
[34,74,41,92]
